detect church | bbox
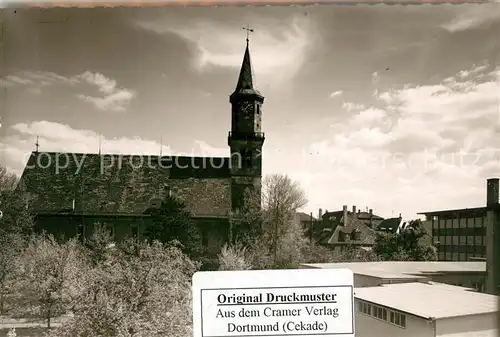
[18,37,265,255]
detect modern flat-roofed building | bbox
[354,282,498,337]
[418,178,500,264]
[418,207,487,262]
[300,261,487,292]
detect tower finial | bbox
[242,25,254,46]
[34,135,39,153]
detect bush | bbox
[218,243,253,271]
[49,240,198,337]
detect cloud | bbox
[342,102,365,112]
[1,71,136,112]
[328,90,342,99]
[0,121,226,176]
[135,15,317,90]
[442,4,500,32]
[294,63,500,218]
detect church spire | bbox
[235,42,254,91]
[231,25,262,101]
[235,25,255,92]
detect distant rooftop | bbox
[301,261,486,279]
[354,282,498,319]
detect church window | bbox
[256,104,260,115]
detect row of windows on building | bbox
[434,235,485,246]
[357,300,406,328]
[433,228,486,239]
[427,215,485,225]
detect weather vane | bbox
[242,25,254,44]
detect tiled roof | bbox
[354,282,498,319]
[324,214,376,245]
[20,152,231,217]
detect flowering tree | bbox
[51,240,198,337]
[15,234,88,329]
[225,174,310,270]
[0,166,33,315]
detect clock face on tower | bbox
[241,102,253,120]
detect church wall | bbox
[34,213,150,241]
[34,213,229,254]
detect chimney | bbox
[352,205,356,214]
[318,208,323,220]
[343,205,348,227]
[369,208,373,227]
[369,209,373,216]
[487,178,499,206]
[486,178,500,295]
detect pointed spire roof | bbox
[235,41,254,91]
[231,40,263,100]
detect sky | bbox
[0,5,499,219]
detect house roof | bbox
[20,152,232,217]
[296,212,316,222]
[354,282,498,319]
[324,214,376,245]
[376,217,402,233]
[301,261,486,279]
[356,211,384,221]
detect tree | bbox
[143,195,203,259]
[50,240,198,337]
[15,234,89,329]
[0,166,32,314]
[261,174,308,266]
[83,222,115,267]
[234,174,309,269]
[373,219,437,261]
[0,166,18,193]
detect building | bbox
[295,212,316,230]
[300,261,487,292]
[418,179,500,263]
[354,282,498,337]
[319,205,377,253]
[418,207,487,262]
[310,205,383,244]
[18,38,265,254]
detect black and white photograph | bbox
[0,4,499,337]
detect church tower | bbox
[228,36,264,212]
